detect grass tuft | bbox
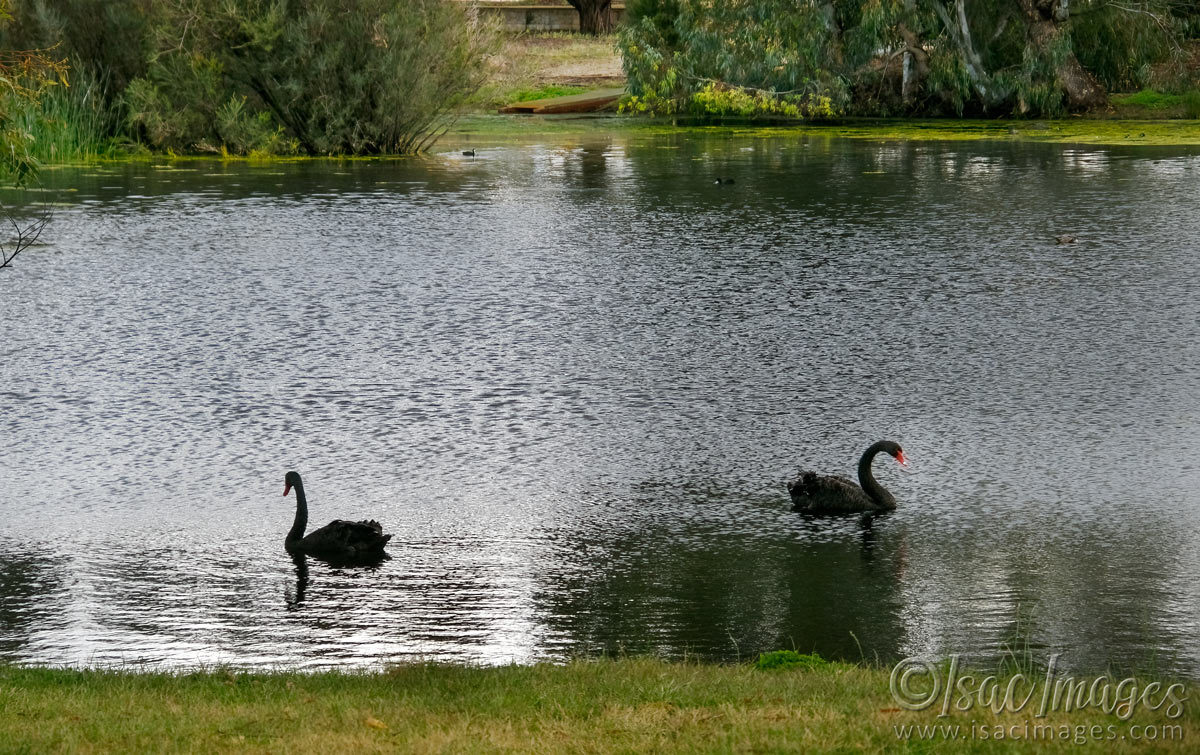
[755,650,833,670]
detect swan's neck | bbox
[287,482,308,545]
[857,443,895,508]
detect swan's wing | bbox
[351,519,384,536]
[789,472,874,513]
[788,471,856,495]
[302,520,387,548]
[328,519,386,540]
[824,474,858,489]
[801,474,861,496]
[295,516,392,566]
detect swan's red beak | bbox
[895,450,908,467]
[283,482,292,497]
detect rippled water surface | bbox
[2,133,1199,674]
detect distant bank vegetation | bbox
[620,0,1200,118]
[1,0,1199,174]
[0,0,498,167]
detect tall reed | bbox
[3,74,122,164]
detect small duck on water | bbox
[1054,234,1077,244]
[713,177,735,185]
[462,149,476,157]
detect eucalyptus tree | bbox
[621,0,1190,116]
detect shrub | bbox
[686,82,837,119]
[127,0,498,155]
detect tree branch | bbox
[0,204,52,270]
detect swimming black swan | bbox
[788,441,908,514]
[283,471,392,562]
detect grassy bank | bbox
[1,658,1195,753]
[483,32,624,110]
[1109,90,1200,119]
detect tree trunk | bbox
[897,23,930,105]
[567,0,614,35]
[1015,0,1106,110]
[931,0,999,107]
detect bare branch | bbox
[1106,2,1181,46]
[0,202,52,270]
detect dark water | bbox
[1,132,1198,674]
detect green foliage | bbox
[1001,33,1072,117]
[213,96,297,157]
[1073,2,1171,92]
[122,62,223,153]
[626,0,681,47]
[0,0,498,160]
[755,650,832,670]
[0,0,72,180]
[2,71,124,162]
[126,0,498,156]
[925,46,976,116]
[620,0,848,117]
[2,0,153,109]
[684,82,838,119]
[620,0,1196,118]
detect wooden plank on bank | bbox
[499,87,624,114]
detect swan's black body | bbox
[283,471,391,563]
[788,441,907,514]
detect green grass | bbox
[1109,89,1200,119]
[1112,89,1187,109]
[504,84,589,103]
[0,659,1195,753]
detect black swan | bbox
[283,471,392,562]
[788,440,908,514]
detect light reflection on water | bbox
[1,134,1199,674]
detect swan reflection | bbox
[286,553,309,608]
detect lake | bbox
[1,130,1198,674]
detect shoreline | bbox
[20,116,1200,174]
[443,114,1200,148]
